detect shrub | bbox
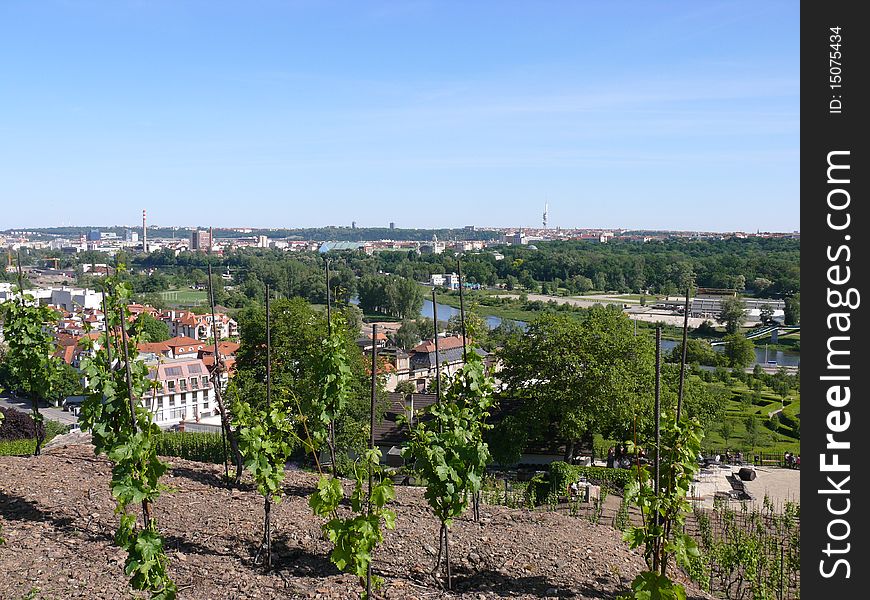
[0,407,45,441]
[548,461,634,496]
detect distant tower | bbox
[352,221,357,229]
[142,209,148,253]
[389,222,395,230]
[543,202,549,229]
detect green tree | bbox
[393,320,421,350]
[720,419,734,448]
[447,307,488,348]
[667,338,719,367]
[722,333,755,369]
[717,296,746,334]
[0,296,63,455]
[47,362,85,406]
[744,415,761,448]
[138,312,170,343]
[758,305,775,325]
[784,293,800,325]
[497,307,655,458]
[232,297,383,459]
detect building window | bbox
[202,402,209,410]
[167,380,175,392]
[191,377,198,389]
[181,393,188,404]
[169,395,175,407]
[179,379,188,391]
[156,411,164,422]
[202,376,209,387]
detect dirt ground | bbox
[1,440,714,600]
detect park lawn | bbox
[705,379,800,454]
[158,288,209,306]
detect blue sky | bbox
[0,1,799,231]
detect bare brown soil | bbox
[1,441,712,599]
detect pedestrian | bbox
[606,446,616,469]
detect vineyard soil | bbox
[1,440,713,599]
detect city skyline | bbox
[1,1,799,231]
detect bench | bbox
[727,475,753,500]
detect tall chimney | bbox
[142,209,148,253]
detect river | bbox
[658,338,799,368]
[421,299,526,330]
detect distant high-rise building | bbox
[389,222,395,230]
[543,202,549,229]
[125,229,139,243]
[86,229,101,242]
[258,235,269,248]
[352,221,357,229]
[190,229,212,251]
[142,209,148,253]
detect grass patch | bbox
[157,288,209,306]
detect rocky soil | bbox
[1,439,711,599]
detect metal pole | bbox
[119,301,153,529]
[325,258,337,477]
[325,258,332,335]
[367,324,377,599]
[266,284,271,406]
[207,258,229,481]
[16,251,25,305]
[432,289,441,403]
[676,286,690,420]
[457,257,468,364]
[653,325,662,573]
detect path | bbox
[0,394,79,426]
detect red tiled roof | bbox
[411,335,469,354]
[138,341,171,354]
[54,345,77,365]
[165,336,201,347]
[199,341,241,356]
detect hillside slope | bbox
[1,441,710,599]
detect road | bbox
[0,394,80,426]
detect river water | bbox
[658,338,799,368]
[421,299,526,330]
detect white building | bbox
[145,356,218,428]
[0,285,101,311]
[429,273,460,290]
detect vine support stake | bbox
[676,286,690,421]
[326,257,337,478]
[653,325,661,573]
[207,258,229,482]
[208,233,242,485]
[367,323,378,599]
[264,283,273,567]
[118,301,153,529]
[432,288,441,404]
[457,257,468,364]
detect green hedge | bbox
[548,461,634,494]
[154,431,226,464]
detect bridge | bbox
[709,325,800,346]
